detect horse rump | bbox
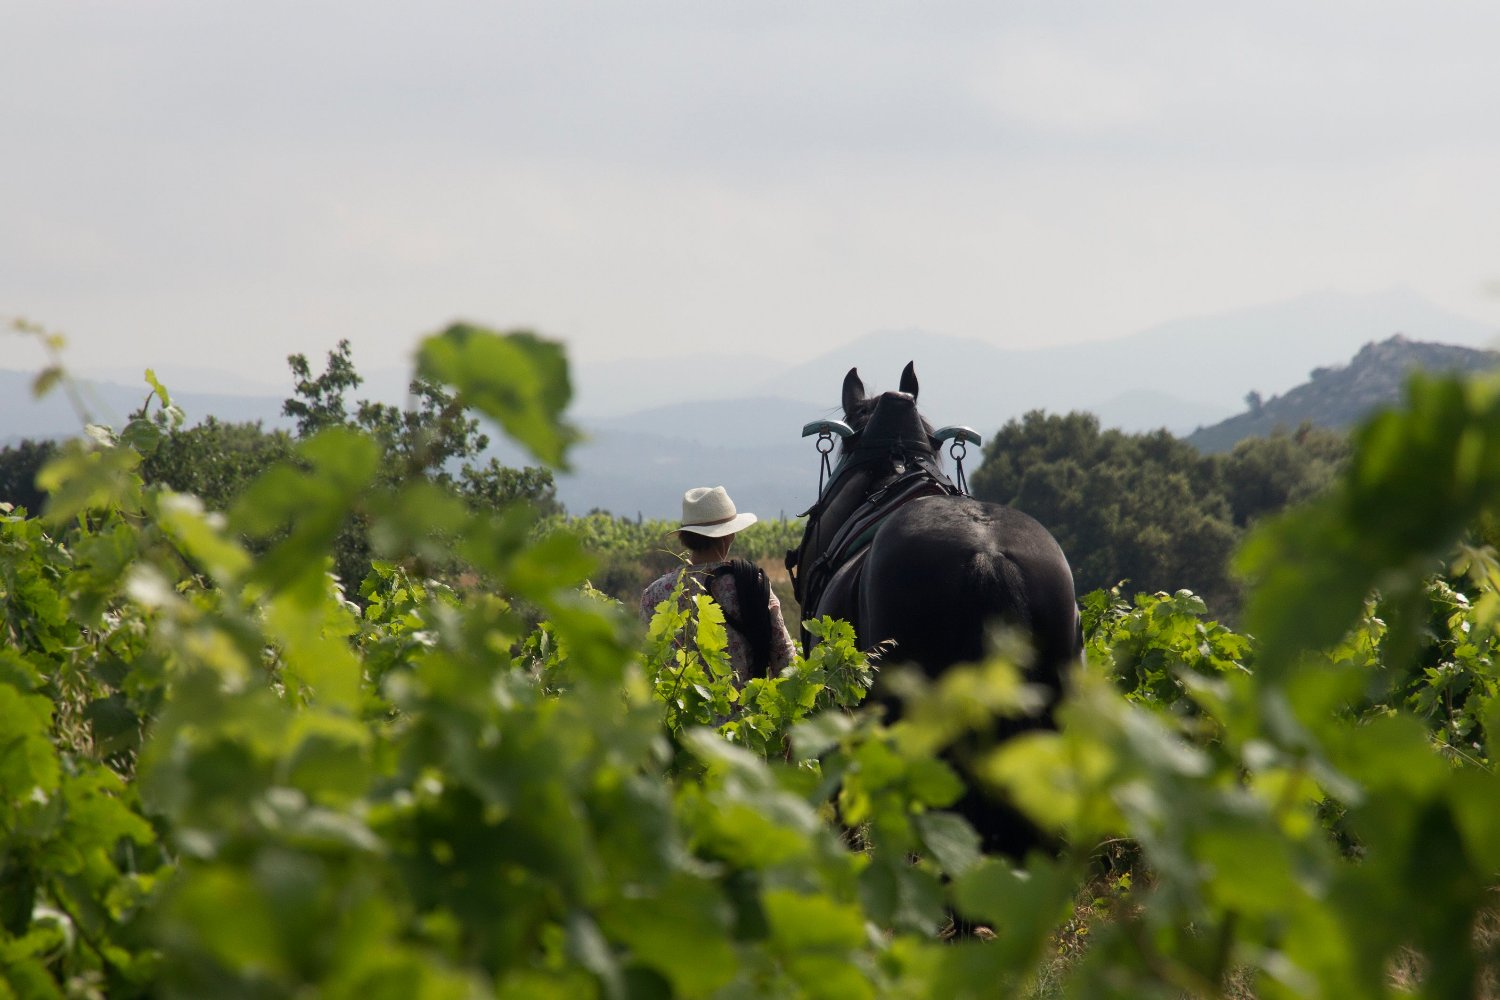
[860,495,1078,686]
[858,494,1079,859]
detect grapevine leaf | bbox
[31,366,63,399]
[145,367,172,407]
[416,324,578,469]
[231,427,380,591]
[913,810,982,877]
[37,441,143,523]
[600,876,736,996]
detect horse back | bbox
[859,495,1080,684]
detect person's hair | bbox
[679,530,730,553]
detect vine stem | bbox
[43,877,129,983]
[658,569,711,716]
[1211,910,1240,986]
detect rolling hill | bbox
[1187,336,1500,452]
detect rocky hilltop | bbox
[1187,335,1500,452]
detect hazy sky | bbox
[4,1,1499,391]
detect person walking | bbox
[640,486,796,684]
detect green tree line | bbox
[972,412,1350,617]
[0,337,799,611]
[0,340,562,591]
[1,390,1352,623]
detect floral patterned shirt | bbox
[639,562,797,684]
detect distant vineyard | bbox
[539,511,804,563]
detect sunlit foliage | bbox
[3,319,1499,997]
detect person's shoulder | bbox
[642,566,687,598]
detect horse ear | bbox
[899,361,919,399]
[842,368,866,414]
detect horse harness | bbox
[786,438,962,642]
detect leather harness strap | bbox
[787,397,961,637]
[795,460,960,632]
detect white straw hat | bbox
[679,486,758,538]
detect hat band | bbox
[685,512,738,528]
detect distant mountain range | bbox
[4,287,1496,517]
[575,286,1499,431]
[1187,336,1500,452]
[0,373,293,450]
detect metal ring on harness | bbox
[934,426,982,497]
[803,419,853,499]
[949,439,970,495]
[816,433,835,496]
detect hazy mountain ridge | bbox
[4,288,1496,517]
[598,396,820,449]
[0,370,295,444]
[747,287,1497,438]
[1187,335,1500,452]
[573,353,788,419]
[1086,389,1231,436]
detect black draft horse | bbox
[790,363,1082,857]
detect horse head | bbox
[838,362,936,469]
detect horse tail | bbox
[988,547,1076,695]
[983,549,1032,632]
[947,537,1077,707]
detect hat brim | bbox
[680,512,758,538]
